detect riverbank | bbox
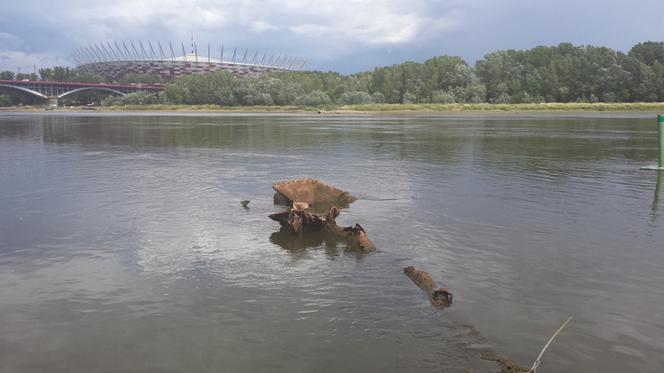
[345,102,664,112]
[3,102,664,113]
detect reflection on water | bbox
[269,227,368,258]
[0,113,663,373]
[652,171,664,223]
[270,228,328,252]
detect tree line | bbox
[2,41,664,107]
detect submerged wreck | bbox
[263,179,572,373]
[268,179,374,252]
[272,178,357,210]
[268,204,324,234]
[323,206,376,252]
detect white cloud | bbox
[0,50,69,72]
[25,0,471,46]
[2,0,481,66]
[285,2,415,44]
[288,24,330,38]
[0,0,474,70]
[8,0,662,72]
[0,32,22,47]
[67,0,225,27]
[250,20,279,33]
[277,0,470,46]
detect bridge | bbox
[0,79,165,106]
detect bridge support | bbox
[47,96,59,107]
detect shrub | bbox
[294,90,331,107]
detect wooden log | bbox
[403,266,452,308]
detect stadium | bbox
[72,40,306,81]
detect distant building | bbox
[73,41,305,81]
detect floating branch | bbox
[529,316,573,372]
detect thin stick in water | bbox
[529,316,573,372]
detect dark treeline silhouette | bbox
[2,41,664,107]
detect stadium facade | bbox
[73,40,305,81]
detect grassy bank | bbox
[4,102,664,113]
[93,102,664,112]
[0,104,309,113]
[103,104,309,112]
[342,102,664,112]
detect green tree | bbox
[0,71,15,80]
[629,41,664,66]
[39,68,54,80]
[339,90,373,104]
[53,66,72,81]
[15,73,37,81]
[0,93,13,106]
[371,91,386,103]
[474,42,664,103]
[294,90,331,107]
[118,73,163,84]
[24,39,663,107]
[69,72,106,83]
[102,91,160,106]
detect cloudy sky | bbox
[1,0,663,74]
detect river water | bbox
[0,113,662,373]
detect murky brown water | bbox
[0,113,662,372]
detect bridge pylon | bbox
[47,96,59,107]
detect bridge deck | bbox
[0,80,164,91]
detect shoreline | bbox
[2,102,664,118]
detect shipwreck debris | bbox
[344,224,375,252]
[268,206,376,253]
[403,266,453,308]
[268,209,325,234]
[323,207,376,252]
[268,180,374,252]
[273,178,356,210]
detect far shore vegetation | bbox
[7,102,664,113]
[3,41,664,110]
